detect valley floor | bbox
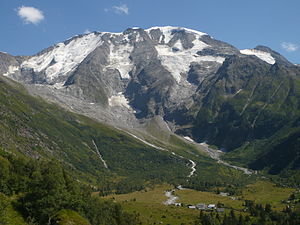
[102,181,296,225]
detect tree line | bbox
[0,148,140,225]
[195,200,300,225]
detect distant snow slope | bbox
[21,33,103,81]
[146,26,207,44]
[19,26,222,85]
[10,27,282,88]
[106,42,134,79]
[108,93,131,109]
[3,65,19,76]
[151,27,224,83]
[240,49,276,64]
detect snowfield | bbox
[240,49,276,64]
[21,33,103,81]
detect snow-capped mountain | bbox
[0,26,296,145]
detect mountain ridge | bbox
[1,26,299,178]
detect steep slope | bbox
[1,26,239,126]
[186,57,297,146]
[185,57,300,175]
[223,116,300,179]
[1,26,299,179]
[0,75,190,186]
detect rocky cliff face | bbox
[1,26,299,158]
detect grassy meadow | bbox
[102,181,295,225]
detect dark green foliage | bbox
[0,193,9,225]
[52,209,91,225]
[182,162,255,193]
[20,161,83,224]
[0,76,189,189]
[224,122,300,184]
[0,156,10,195]
[84,197,140,225]
[195,201,300,225]
[0,148,140,225]
[186,57,300,177]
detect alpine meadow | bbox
[1,1,300,224]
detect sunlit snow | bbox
[21,33,103,81]
[52,82,65,89]
[108,93,131,109]
[184,136,195,142]
[3,65,19,76]
[155,38,224,83]
[146,26,207,44]
[105,42,134,79]
[240,49,276,64]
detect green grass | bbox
[101,180,296,224]
[176,188,243,209]
[0,194,27,225]
[241,181,295,210]
[104,185,200,224]
[120,202,199,225]
[0,76,190,188]
[53,209,91,225]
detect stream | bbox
[198,142,253,175]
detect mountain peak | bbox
[254,45,292,66]
[145,26,207,37]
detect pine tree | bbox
[0,193,9,225]
[21,161,69,224]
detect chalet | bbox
[196,203,206,210]
[207,204,216,209]
[216,208,225,213]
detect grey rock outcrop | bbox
[0,26,293,139]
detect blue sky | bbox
[0,0,299,63]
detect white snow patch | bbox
[106,42,133,79]
[146,26,174,44]
[108,93,131,109]
[66,35,78,41]
[3,65,19,76]
[183,27,207,37]
[184,136,195,142]
[21,33,103,81]
[155,38,224,83]
[173,40,184,50]
[52,82,65,89]
[135,33,144,42]
[146,26,207,44]
[240,49,276,64]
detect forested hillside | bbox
[187,57,300,178]
[0,76,190,188]
[0,147,140,224]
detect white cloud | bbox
[17,6,44,25]
[281,42,298,52]
[113,4,129,15]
